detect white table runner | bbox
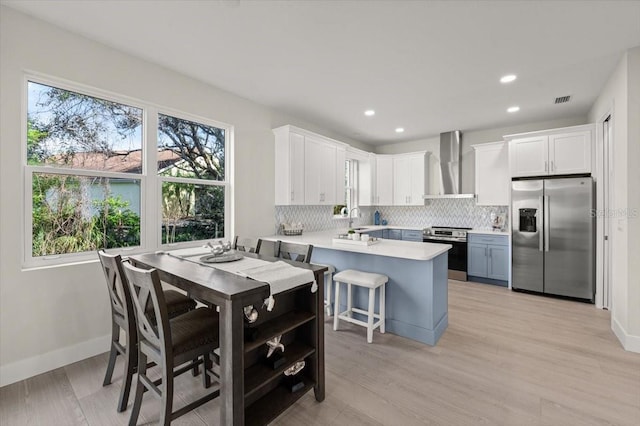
[163,248,317,309]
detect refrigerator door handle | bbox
[544,195,550,252]
[539,196,544,252]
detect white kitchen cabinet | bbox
[355,152,375,206]
[509,136,547,177]
[473,141,509,206]
[548,130,592,174]
[273,125,348,205]
[507,124,593,177]
[393,152,427,205]
[375,155,394,205]
[304,135,337,205]
[335,145,346,205]
[273,127,305,205]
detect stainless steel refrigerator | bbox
[511,176,595,302]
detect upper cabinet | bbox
[507,124,593,178]
[274,127,305,205]
[375,155,394,205]
[473,141,509,206]
[393,152,427,205]
[273,125,348,205]
[548,130,592,175]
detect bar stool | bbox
[313,263,336,316]
[333,269,388,343]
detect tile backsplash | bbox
[275,198,509,233]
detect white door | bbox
[509,136,548,177]
[603,117,612,309]
[408,154,425,205]
[548,130,592,175]
[289,132,306,205]
[375,156,393,205]
[393,156,410,205]
[304,136,323,204]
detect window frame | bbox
[22,73,233,268]
[156,107,233,248]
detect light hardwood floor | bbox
[1,280,639,425]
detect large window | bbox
[158,114,227,243]
[25,78,231,266]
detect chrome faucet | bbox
[348,207,360,229]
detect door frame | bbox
[595,106,614,309]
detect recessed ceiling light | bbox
[507,106,520,113]
[395,127,405,133]
[364,110,375,116]
[500,74,517,84]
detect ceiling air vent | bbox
[554,95,571,104]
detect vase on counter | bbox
[374,210,380,225]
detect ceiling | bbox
[3,1,640,146]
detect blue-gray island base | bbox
[312,247,449,345]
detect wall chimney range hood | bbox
[423,130,475,199]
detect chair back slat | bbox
[98,251,132,325]
[233,236,262,253]
[121,262,170,357]
[276,241,313,263]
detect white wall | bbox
[589,46,640,352]
[626,47,640,340]
[0,6,367,385]
[374,116,588,193]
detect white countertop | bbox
[261,229,450,261]
[347,225,510,236]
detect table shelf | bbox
[244,341,315,399]
[244,310,315,353]
[245,378,316,426]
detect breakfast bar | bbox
[262,230,451,345]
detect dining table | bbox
[129,249,327,426]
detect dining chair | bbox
[275,241,313,263]
[98,250,197,413]
[233,236,262,253]
[121,261,221,426]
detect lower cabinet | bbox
[366,230,383,238]
[468,234,509,285]
[387,229,402,240]
[401,229,423,242]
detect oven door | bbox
[423,238,468,281]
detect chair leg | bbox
[192,357,199,377]
[202,353,212,389]
[159,359,174,426]
[367,287,375,343]
[128,351,146,426]
[102,322,119,386]
[380,284,386,334]
[325,272,333,317]
[333,281,341,331]
[117,334,136,412]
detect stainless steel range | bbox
[423,226,471,281]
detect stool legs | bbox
[380,284,386,334]
[367,287,375,343]
[333,281,341,331]
[346,283,352,318]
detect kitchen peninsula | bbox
[262,229,451,345]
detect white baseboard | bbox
[0,334,110,387]
[612,317,640,353]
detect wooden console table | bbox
[129,252,326,426]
